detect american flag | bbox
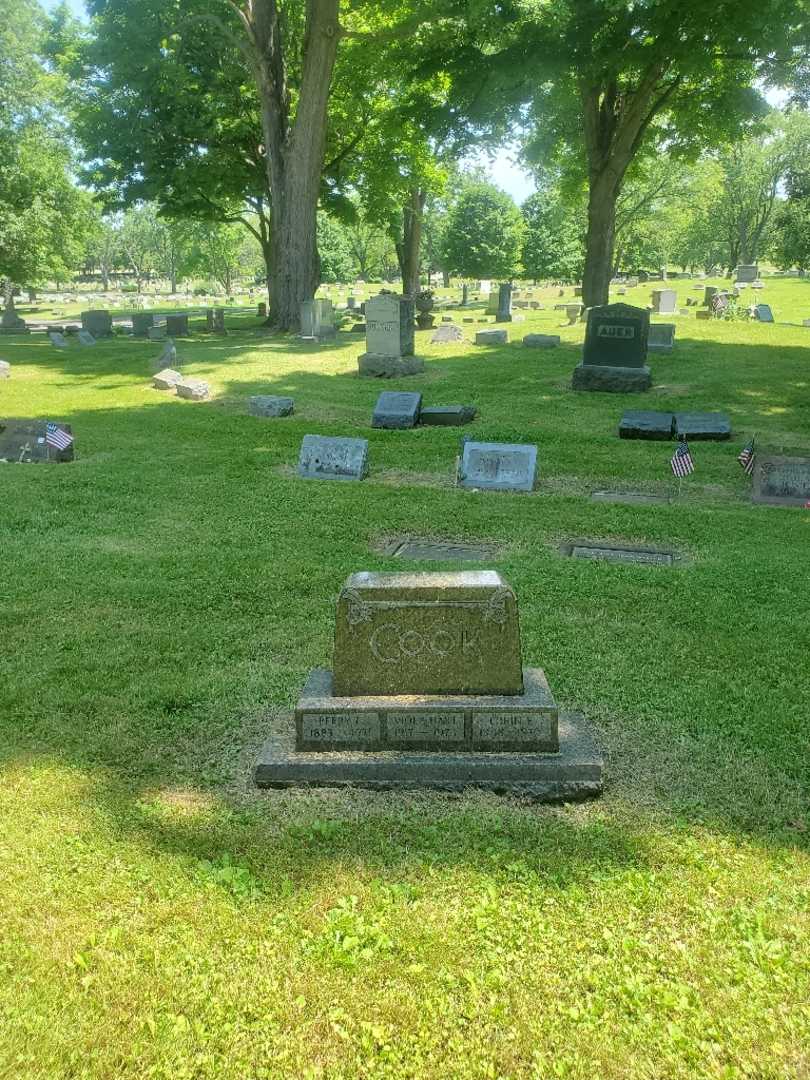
[738,436,756,475]
[45,422,74,451]
[670,440,694,478]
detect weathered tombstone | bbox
[300,298,335,340]
[131,312,155,336]
[205,308,215,331]
[147,325,167,341]
[573,285,583,297]
[298,434,369,481]
[48,331,69,348]
[704,286,719,306]
[153,368,182,390]
[673,412,731,441]
[618,410,674,440]
[166,314,189,337]
[0,297,28,332]
[458,440,538,492]
[648,323,676,352]
[431,323,464,344]
[735,264,758,283]
[248,395,294,418]
[254,570,604,798]
[81,310,112,337]
[572,303,652,393]
[495,283,513,323]
[486,291,500,315]
[651,288,677,314]
[213,308,226,332]
[175,377,209,400]
[476,279,492,294]
[565,303,583,325]
[755,304,774,323]
[358,294,424,376]
[419,405,476,427]
[523,334,560,349]
[0,361,10,378]
[752,454,810,506]
[77,330,96,346]
[461,284,469,306]
[372,391,422,430]
[347,296,357,310]
[0,419,74,462]
[475,329,508,346]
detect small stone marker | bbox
[359,294,424,377]
[619,410,674,440]
[735,264,758,283]
[523,334,560,348]
[175,377,209,400]
[383,537,501,561]
[131,313,155,336]
[648,323,676,352]
[301,298,335,340]
[166,314,189,337]
[248,395,294,417]
[419,405,476,427]
[81,310,112,337]
[48,331,68,348]
[298,434,368,481]
[152,339,177,373]
[0,419,74,462]
[572,303,651,393]
[475,329,508,345]
[254,570,603,799]
[755,304,774,323]
[0,361,10,379]
[431,323,464,344]
[495,283,513,323]
[565,543,676,567]
[458,440,538,492]
[752,454,810,506]
[77,330,96,346]
[565,303,583,325]
[673,412,731,441]
[147,325,167,341]
[651,289,677,314]
[153,368,182,390]
[372,391,422,430]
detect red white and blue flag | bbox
[45,422,74,451]
[738,436,756,475]
[670,440,694,478]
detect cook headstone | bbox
[358,294,424,376]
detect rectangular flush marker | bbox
[570,545,674,566]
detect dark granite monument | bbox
[81,310,112,337]
[166,314,189,337]
[419,405,476,427]
[572,303,651,392]
[673,412,731,441]
[0,419,74,463]
[495,283,513,323]
[619,410,674,440]
[752,454,810,506]
[254,571,603,799]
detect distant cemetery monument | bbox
[572,302,652,392]
[254,571,603,799]
[358,294,424,377]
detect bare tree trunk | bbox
[401,188,425,296]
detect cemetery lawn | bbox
[1,297,809,1080]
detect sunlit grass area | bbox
[1,286,808,1078]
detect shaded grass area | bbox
[1,304,809,1078]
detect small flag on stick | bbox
[738,435,756,476]
[45,422,74,451]
[670,440,694,478]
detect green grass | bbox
[1,282,809,1079]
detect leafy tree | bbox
[440,179,523,280]
[317,214,355,284]
[521,188,585,282]
[769,199,810,271]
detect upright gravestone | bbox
[254,570,603,798]
[358,294,424,377]
[752,454,810,506]
[213,308,226,332]
[165,314,189,337]
[298,435,369,481]
[704,286,719,307]
[372,391,422,429]
[81,310,112,337]
[131,313,155,336]
[258,302,267,318]
[755,304,774,323]
[651,289,677,314]
[0,419,74,462]
[495,283,513,323]
[461,284,469,306]
[572,303,652,392]
[0,361,10,378]
[300,299,335,340]
[0,298,27,333]
[735,264,758,283]
[458,440,538,492]
[648,323,676,352]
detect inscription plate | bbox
[333,570,523,697]
[386,712,465,744]
[300,712,380,746]
[459,441,537,492]
[752,455,810,506]
[472,711,555,751]
[571,545,674,566]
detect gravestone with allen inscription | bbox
[358,294,424,376]
[254,570,603,799]
[752,454,810,506]
[572,302,651,392]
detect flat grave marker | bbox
[372,391,422,430]
[752,454,810,506]
[458,440,538,493]
[298,434,368,482]
[249,395,294,418]
[674,412,731,441]
[0,419,74,463]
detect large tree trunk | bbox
[583,174,619,307]
[250,0,340,331]
[401,188,425,296]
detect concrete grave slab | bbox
[298,435,368,481]
[523,334,560,348]
[458,441,538,492]
[152,368,182,390]
[248,395,294,418]
[175,377,209,400]
[475,329,508,345]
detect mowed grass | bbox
[1,285,809,1079]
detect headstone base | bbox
[255,704,602,802]
[358,353,425,377]
[572,363,651,393]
